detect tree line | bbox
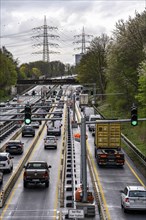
[0,47,75,100]
[76,10,146,118]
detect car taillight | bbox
[125,198,129,202]
[24,171,27,178]
[44,171,48,178]
[99,154,107,158]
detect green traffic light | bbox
[131,121,138,126]
[25,119,31,124]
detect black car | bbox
[22,125,35,137]
[5,140,24,154]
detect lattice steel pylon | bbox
[73,27,93,54]
[32,15,60,62]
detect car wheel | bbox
[45,181,49,188]
[24,181,27,188]
[94,149,97,158]
[10,165,13,172]
[124,208,127,213]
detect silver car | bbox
[44,136,57,149]
[121,185,146,212]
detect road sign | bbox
[68,209,84,219]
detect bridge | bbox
[17,78,80,85]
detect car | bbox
[0,152,13,173]
[88,114,102,132]
[121,185,146,213]
[57,100,64,108]
[47,126,61,136]
[53,109,63,118]
[5,140,24,154]
[0,171,3,184]
[0,102,6,108]
[44,136,57,149]
[30,121,40,129]
[23,161,51,188]
[12,97,18,102]
[22,125,35,137]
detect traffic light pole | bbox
[80,117,87,202]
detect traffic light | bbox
[131,105,138,126]
[24,105,31,125]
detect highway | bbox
[0,84,145,220]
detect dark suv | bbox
[22,125,35,137]
[5,140,24,154]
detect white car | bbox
[121,185,146,212]
[31,121,40,129]
[44,136,57,149]
[0,153,13,173]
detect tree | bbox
[31,67,41,79]
[105,11,146,114]
[135,60,146,116]
[76,34,109,97]
[0,47,17,99]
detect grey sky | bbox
[1,0,145,65]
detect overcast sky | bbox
[1,0,145,65]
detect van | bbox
[84,107,94,121]
[88,114,102,131]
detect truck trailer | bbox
[94,123,125,166]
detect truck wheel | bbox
[24,181,27,188]
[45,181,49,188]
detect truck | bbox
[94,123,125,166]
[79,94,89,108]
[23,161,51,188]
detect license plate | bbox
[32,179,39,182]
[0,164,4,167]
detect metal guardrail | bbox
[0,122,18,142]
[121,134,146,166]
[0,122,46,208]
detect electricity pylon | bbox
[73,27,93,54]
[32,15,60,62]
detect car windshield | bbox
[0,156,7,161]
[27,163,47,169]
[129,191,146,197]
[8,142,20,145]
[47,137,55,141]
